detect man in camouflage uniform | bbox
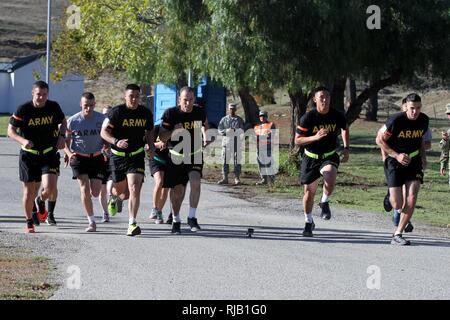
[439,103,450,184]
[217,103,245,185]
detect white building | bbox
[0,53,84,116]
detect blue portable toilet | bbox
[153,83,177,125]
[153,77,226,127]
[196,76,226,128]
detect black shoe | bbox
[31,212,40,226]
[171,222,181,234]
[187,217,201,232]
[404,221,414,233]
[383,192,392,212]
[166,213,173,224]
[46,213,57,226]
[319,202,331,220]
[302,222,314,237]
[391,234,411,246]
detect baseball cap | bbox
[228,103,237,109]
[259,110,267,117]
[446,103,450,114]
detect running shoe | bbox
[46,213,57,226]
[31,211,40,226]
[391,234,411,246]
[85,221,96,232]
[383,192,392,212]
[171,222,181,235]
[187,217,201,232]
[34,196,48,222]
[102,212,110,223]
[127,223,141,236]
[155,211,164,224]
[302,222,314,237]
[25,220,35,234]
[149,208,157,220]
[107,195,118,216]
[319,202,331,220]
[166,213,173,224]
[404,221,414,233]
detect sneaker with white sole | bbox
[85,221,96,232]
[149,208,157,220]
[155,211,164,224]
[391,234,411,246]
[187,217,201,232]
[127,223,141,236]
[102,212,110,223]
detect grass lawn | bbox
[0,113,9,136]
[204,118,450,227]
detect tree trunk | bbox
[346,69,402,125]
[288,89,308,151]
[331,78,346,112]
[365,83,379,121]
[238,87,260,128]
[345,78,356,108]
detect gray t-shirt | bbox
[67,111,105,153]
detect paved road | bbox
[0,137,449,300]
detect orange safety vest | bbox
[254,122,274,145]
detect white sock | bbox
[304,213,313,223]
[188,207,197,218]
[321,193,329,203]
[129,217,136,225]
[87,215,95,224]
[173,214,181,223]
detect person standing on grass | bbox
[295,86,350,237]
[7,80,66,233]
[100,84,155,236]
[439,103,450,184]
[217,103,245,185]
[64,92,108,232]
[376,93,428,246]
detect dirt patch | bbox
[0,244,57,299]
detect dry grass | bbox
[0,246,57,300]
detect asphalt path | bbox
[0,137,449,300]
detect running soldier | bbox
[7,80,66,233]
[148,124,170,224]
[295,86,350,237]
[159,86,209,234]
[376,93,429,245]
[100,84,154,236]
[64,92,107,232]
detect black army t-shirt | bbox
[9,100,65,150]
[384,112,429,154]
[298,108,347,154]
[161,105,207,153]
[108,104,154,153]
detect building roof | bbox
[0,52,45,73]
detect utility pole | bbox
[46,0,52,84]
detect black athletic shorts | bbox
[19,149,60,183]
[70,154,107,180]
[149,154,169,177]
[384,156,423,188]
[300,152,340,185]
[163,154,203,188]
[102,156,112,184]
[110,153,146,183]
